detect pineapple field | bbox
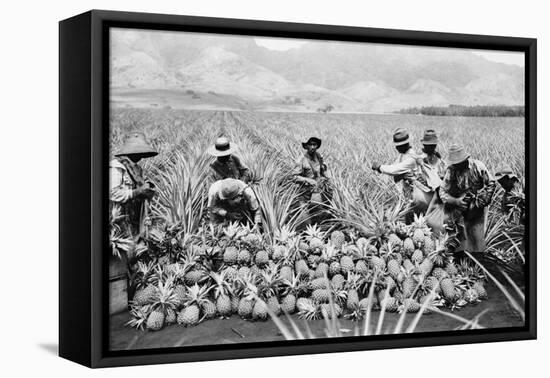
[110,108,525,350]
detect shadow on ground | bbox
[38,343,58,355]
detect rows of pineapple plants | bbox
[110,109,520,332]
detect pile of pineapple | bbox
[126,215,489,332]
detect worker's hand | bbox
[134,184,156,199]
[217,209,228,217]
[303,178,317,186]
[371,162,381,172]
[454,197,469,211]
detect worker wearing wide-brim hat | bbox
[110,132,158,234]
[421,129,446,179]
[293,136,331,225]
[438,144,496,252]
[207,178,261,226]
[208,137,251,183]
[372,128,428,222]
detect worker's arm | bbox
[244,188,262,225]
[233,155,251,183]
[379,156,417,176]
[110,167,134,203]
[207,184,226,217]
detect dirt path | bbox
[109,279,524,351]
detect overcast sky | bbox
[253,37,525,67]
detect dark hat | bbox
[207,137,238,157]
[495,165,518,180]
[115,132,158,158]
[447,144,470,165]
[302,137,322,149]
[421,129,439,145]
[393,128,410,146]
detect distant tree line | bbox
[397,104,525,117]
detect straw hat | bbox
[421,129,439,145]
[495,165,518,180]
[115,132,158,158]
[393,128,410,146]
[302,137,322,149]
[207,137,238,157]
[447,144,470,165]
[218,179,243,200]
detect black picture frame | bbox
[59,9,537,368]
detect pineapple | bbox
[310,277,329,290]
[440,278,458,300]
[267,296,281,316]
[320,303,342,319]
[312,289,331,303]
[272,244,287,261]
[165,308,177,325]
[432,267,449,281]
[184,269,206,286]
[331,274,345,290]
[237,266,251,280]
[146,309,165,331]
[177,305,200,326]
[369,256,386,271]
[173,285,186,306]
[238,298,254,318]
[297,298,320,320]
[279,265,293,282]
[295,259,309,275]
[230,295,240,314]
[411,249,424,263]
[252,300,269,320]
[356,237,369,251]
[201,300,217,319]
[304,224,326,251]
[346,288,360,311]
[281,294,296,313]
[401,275,417,298]
[445,261,459,277]
[403,259,415,273]
[423,237,435,254]
[340,255,355,274]
[380,297,399,312]
[464,288,480,303]
[419,257,434,276]
[387,233,403,250]
[237,249,252,265]
[125,305,151,331]
[133,284,156,306]
[330,230,346,249]
[412,228,425,248]
[403,238,415,254]
[211,270,233,317]
[387,259,401,280]
[473,281,488,299]
[399,298,421,313]
[355,260,369,275]
[255,250,270,266]
[315,262,329,278]
[223,246,239,264]
[329,261,341,276]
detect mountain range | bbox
[110,29,524,113]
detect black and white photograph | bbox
[108,27,527,351]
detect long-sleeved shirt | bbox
[439,159,493,204]
[110,158,137,203]
[379,149,419,177]
[423,153,446,179]
[210,155,251,183]
[207,180,260,224]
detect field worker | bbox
[293,137,332,225]
[110,132,158,235]
[371,128,430,222]
[208,137,251,183]
[207,178,262,227]
[439,144,496,252]
[495,165,525,224]
[420,129,446,179]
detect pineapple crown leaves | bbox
[125,304,152,331]
[274,225,297,245]
[210,271,233,298]
[297,299,320,321]
[304,224,326,242]
[222,221,241,240]
[184,284,213,308]
[151,278,179,311]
